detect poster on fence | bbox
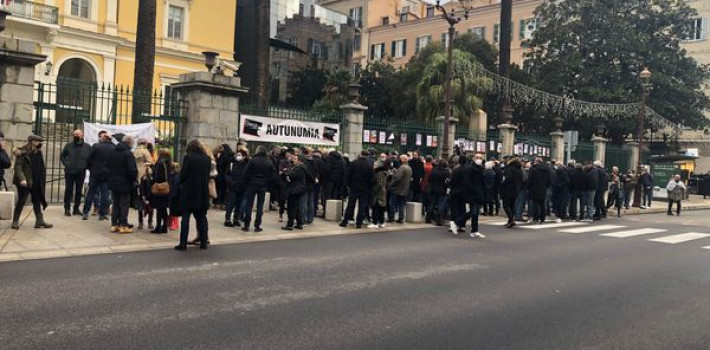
[239,114,340,146]
[416,134,422,146]
[84,122,155,146]
[401,133,407,146]
[363,130,370,143]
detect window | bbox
[493,22,514,44]
[299,4,304,15]
[370,43,386,60]
[352,64,362,77]
[70,0,90,18]
[391,39,407,58]
[353,33,361,51]
[415,35,431,53]
[167,5,184,39]
[382,16,389,25]
[426,6,435,18]
[400,6,409,22]
[441,31,458,47]
[469,26,485,39]
[687,18,705,41]
[349,7,363,28]
[519,18,539,40]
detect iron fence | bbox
[363,117,439,155]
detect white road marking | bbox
[559,225,626,234]
[480,221,509,226]
[520,222,586,230]
[649,232,710,244]
[601,228,668,238]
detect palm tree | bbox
[254,0,270,108]
[499,0,512,78]
[416,50,491,124]
[132,0,156,123]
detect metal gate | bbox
[33,81,186,203]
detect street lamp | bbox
[632,67,652,207]
[433,0,475,159]
[202,51,219,72]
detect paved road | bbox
[2,213,710,350]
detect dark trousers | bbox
[342,187,369,226]
[138,206,153,225]
[225,190,245,222]
[387,194,406,222]
[372,204,386,225]
[13,186,42,222]
[668,200,681,215]
[179,209,208,246]
[594,190,607,218]
[552,189,569,219]
[111,191,131,226]
[286,194,303,228]
[532,198,546,222]
[323,180,341,201]
[569,190,587,220]
[243,189,266,228]
[426,193,447,224]
[155,208,168,229]
[313,183,322,218]
[450,193,466,225]
[63,172,84,211]
[502,196,516,223]
[455,201,480,233]
[83,179,110,217]
[411,182,422,202]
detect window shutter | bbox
[380,44,386,58]
[481,27,486,40]
[702,18,707,40]
[402,40,407,56]
[415,37,421,53]
[370,44,375,60]
[520,20,525,40]
[391,41,396,57]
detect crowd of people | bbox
[4,128,690,252]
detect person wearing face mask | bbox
[224,149,249,227]
[282,155,307,230]
[83,130,115,221]
[109,135,138,234]
[450,153,486,239]
[387,154,413,223]
[11,134,51,230]
[60,129,91,217]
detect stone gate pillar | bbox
[593,135,608,165]
[549,117,565,162]
[340,84,367,156]
[627,140,640,173]
[497,106,517,156]
[171,72,248,151]
[437,116,458,157]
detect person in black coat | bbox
[552,161,571,221]
[150,149,174,234]
[276,148,293,222]
[409,151,425,202]
[225,149,248,228]
[426,159,450,226]
[528,157,553,224]
[214,143,234,207]
[60,129,91,216]
[583,162,600,221]
[0,131,10,191]
[568,162,588,221]
[282,155,307,230]
[501,157,524,228]
[594,161,609,219]
[312,150,327,218]
[83,130,115,220]
[451,153,487,238]
[340,150,375,229]
[176,140,212,250]
[242,146,276,232]
[323,150,345,204]
[449,156,467,232]
[108,135,138,233]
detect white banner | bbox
[83,122,156,146]
[239,114,340,146]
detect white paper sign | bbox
[239,114,340,146]
[84,121,155,146]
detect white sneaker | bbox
[379,223,386,228]
[470,232,486,239]
[555,218,562,223]
[368,223,379,229]
[449,221,459,235]
[640,206,646,209]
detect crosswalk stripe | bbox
[559,225,626,234]
[481,221,509,226]
[649,232,710,244]
[520,222,586,230]
[600,228,668,238]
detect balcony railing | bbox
[0,0,58,25]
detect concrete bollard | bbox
[406,202,423,223]
[325,199,343,222]
[251,192,271,212]
[0,191,14,220]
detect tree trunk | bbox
[132,0,156,123]
[254,0,271,108]
[499,0,512,79]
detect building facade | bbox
[0,0,237,92]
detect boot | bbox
[11,221,19,229]
[34,211,53,229]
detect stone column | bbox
[593,135,608,165]
[171,72,248,151]
[496,106,516,156]
[627,141,640,173]
[468,109,487,141]
[550,131,565,162]
[437,116,458,157]
[340,102,367,156]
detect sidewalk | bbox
[2,196,710,262]
[0,206,428,262]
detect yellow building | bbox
[0,0,238,91]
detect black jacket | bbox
[150,159,172,209]
[409,158,425,183]
[528,162,553,201]
[244,153,276,192]
[227,159,248,193]
[108,142,138,194]
[346,157,374,192]
[450,165,467,196]
[501,159,524,199]
[179,153,211,211]
[313,155,327,183]
[464,163,486,204]
[287,163,308,196]
[61,141,91,175]
[553,166,571,193]
[569,167,588,192]
[0,147,10,181]
[87,141,115,181]
[325,151,345,185]
[586,167,600,191]
[428,166,450,195]
[596,168,609,192]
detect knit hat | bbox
[27,134,43,142]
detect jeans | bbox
[111,191,131,227]
[342,187,369,226]
[372,205,386,225]
[455,201,480,233]
[623,189,633,208]
[313,183,322,219]
[83,179,110,217]
[13,186,42,222]
[179,209,208,246]
[586,190,596,220]
[387,191,397,221]
[514,189,528,221]
[393,195,406,221]
[243,189,266,228]
[569,190,587,220]
[299,192,309,224]
[643,187,653,207]
[64,172,84,211]
[225,190,245,222]
[306,189,315,223]
[426,193,448,224]
[595,190,607,217]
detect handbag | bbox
[151,162,171,196]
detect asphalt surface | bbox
[3,212,710,350]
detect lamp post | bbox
[433,0,473,158]
[632,67,652,207]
